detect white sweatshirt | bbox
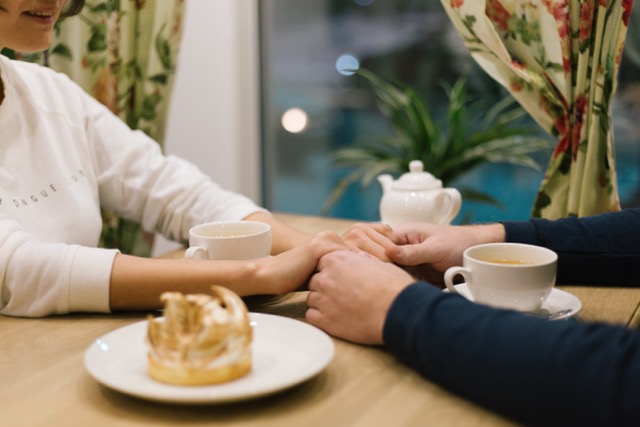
[0,55,265,317]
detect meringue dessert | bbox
[146,286,253,385]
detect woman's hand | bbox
[251,231,349,295]
[340,222,398,261]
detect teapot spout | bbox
[377,174,393,193]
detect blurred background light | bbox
[281,108,309,133]
[335,54,360,76]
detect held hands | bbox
[304,221,505,345]
[306,250,414,345]
[339,222,506,284]
[233,219,506,295]
[250,223,398,296]
[340,222,398,262]
[252,231,349,295]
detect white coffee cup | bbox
[444,243,557,312]
[185,221,272,260]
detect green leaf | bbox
[88,24,108,52]
[458,187,503,207]
[149,73,168,85]
[155,24,174,71]
[323,68,553,214]
[140,93,162,120]
[51,43,73,60]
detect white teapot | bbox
[378,160,461,226]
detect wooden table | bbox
[2,213,640,427]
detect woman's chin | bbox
[7,37,54,54]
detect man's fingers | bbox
[305,306,323,327]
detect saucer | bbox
[445,284,582,320]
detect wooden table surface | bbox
[2,213,640,427]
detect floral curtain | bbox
[25,0,186,255]
[441,0,633,219]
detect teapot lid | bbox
[393,160,442,190]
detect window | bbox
[259,0,640,223]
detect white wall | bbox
[154,0,260,255]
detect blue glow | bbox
[336,54,360,76]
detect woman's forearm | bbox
[108,254,262,311]
[108,229,347,312]
[108,211,313,311]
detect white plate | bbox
[445,284,582,320]
[84,313,335,404]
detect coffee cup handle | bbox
[444,266,470,293]
[185,246,208,260]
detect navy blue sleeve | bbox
[383,282,640,427]
[503,208,640,285]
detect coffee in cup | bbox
[443,243,557,312]
[185,221,272,260]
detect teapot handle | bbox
[435,189,462,225]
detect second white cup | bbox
[444,243,557,312]
[185,220,272,260]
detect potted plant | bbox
[322,68,552,217]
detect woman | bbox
[0,0,380,317]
